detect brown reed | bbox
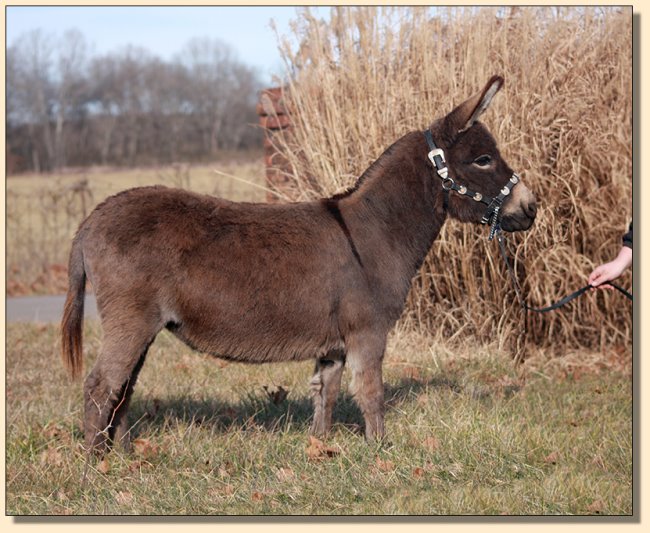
[270,6,632,355]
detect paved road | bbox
[6,294,98,323]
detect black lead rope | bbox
[495,228,632,313]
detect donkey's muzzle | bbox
[499,177,537,232]
[500,198,537,232]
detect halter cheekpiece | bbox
[423,129,520,240]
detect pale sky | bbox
[6,5,331,85]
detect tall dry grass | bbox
[269,6,632,355]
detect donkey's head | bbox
[428,76,537,232]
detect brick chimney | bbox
[257,87,292,202]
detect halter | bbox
[423,129,520,240]
[422,132,633,315]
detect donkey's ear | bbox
[446,75,504,135]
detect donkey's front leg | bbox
[346,332,387,442]
[310,350,345,436]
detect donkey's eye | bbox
[473,155,492,167]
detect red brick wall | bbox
[257,87,292,202]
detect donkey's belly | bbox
[166,304,343,364]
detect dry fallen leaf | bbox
[40,446,64,467]
[97,457,110,474]
[275,467,295,482]
[115,491,134,505]
[132,438,160,459]
[263,385,289,405]
[375,456,396,472]
[128,460,152,472]
[587,500,605,514]
[251,491,264,502]
[446,463,463,478]
[423,436,440,452]
[544,451,561,465]
[416,393,430,407]
[401,365,423,382]
[306,435,340,461]
[412,467,425,478]
[210,485,236,498]
[42,423,64,440]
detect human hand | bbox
[588,247,632,290]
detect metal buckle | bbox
[428,148,446,165]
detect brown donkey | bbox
[62,76,537,454]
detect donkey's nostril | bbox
[525,201,537,218]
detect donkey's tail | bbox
[61,234,86,379]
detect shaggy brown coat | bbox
[62,76,537,453]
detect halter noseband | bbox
[423,129,520,240]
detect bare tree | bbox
[87,54,120,165]
[53,29,89,169]
[7,30,263,172]
[8,30,56,171]
[177,37,261,154]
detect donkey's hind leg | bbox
[309,349,345,436]
[345,332,387,442]
[110,340,153,452]
[83,318,160,455]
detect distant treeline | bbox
[7,30,265,173]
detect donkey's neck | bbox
[337,131,447,319]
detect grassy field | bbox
[6,321,631,516]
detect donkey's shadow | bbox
[127,375,462,438]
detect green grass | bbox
[6,322,631,515]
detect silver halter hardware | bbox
[427,148,448,180]
[424,129,522,240]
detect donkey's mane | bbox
[326,135,405,201]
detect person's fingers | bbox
[589,269,606,287]
[591,278,614,291]
[589,265,605,282]
[589,265,618,291]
